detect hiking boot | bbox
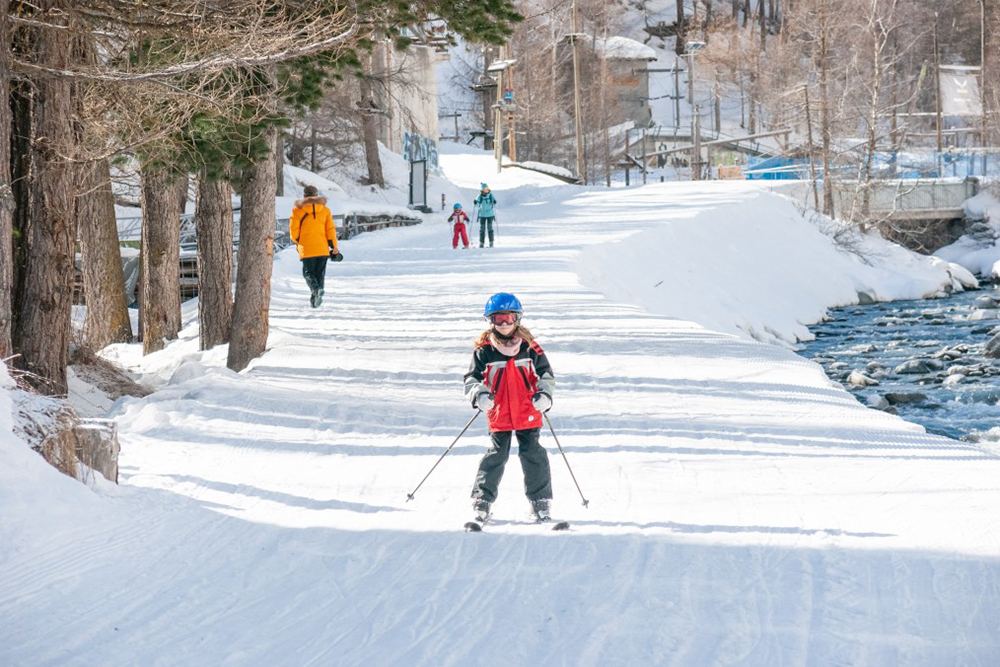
[315,288,324,307]
[472,499,492,523]
[530,499,552,522]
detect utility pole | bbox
[571,0,585,183]
[495,45,504,173]
[674,62,682,128]
[508,50,516,162]
[980,0,988,175]
[692,105,702,180]
[686,51,695,105]
[933,13,943,174]
[641,126,648,184]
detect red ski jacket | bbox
[464,337,554,433]
[448,210,470,227]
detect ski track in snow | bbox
[3,151,1000,665]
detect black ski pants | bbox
[478,217,495,247]
[301,256,328,291]
[471,427,551,504]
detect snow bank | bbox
[578,188,966,345]
[595,35,658,61]
[0,364,105,565]
[935,190,1000,276]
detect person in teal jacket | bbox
[473,183,497,248]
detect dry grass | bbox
[69,345,151,401]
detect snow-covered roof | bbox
[594,36,657,61]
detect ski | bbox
[464,518,569,531]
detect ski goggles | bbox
[488,312,519,326]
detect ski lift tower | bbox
[487,55,517,173]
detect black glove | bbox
[330,251,343,262]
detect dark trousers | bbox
[301,256,328,291]
[471,428,551,504]
[478,217,495,247]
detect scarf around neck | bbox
[489,332,522,356]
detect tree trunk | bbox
[195,172,233,350]
[139,167,183,354]
[176,174,189,215]
[0,1,13,359]
[758,0,767,50]
[676,0,686,56]
[12,0,75,394]
[228,123,277,372]
[359,55,385,187]
[79,158,132,349]
[309,122,318,172]
[275,132,284,196]
[71,32,131,350]
[818,0,835,217]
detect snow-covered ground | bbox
[3,146,1000,665]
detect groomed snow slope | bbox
[3,149,1000,665]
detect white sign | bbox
[940,72,982,116]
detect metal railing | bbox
[116,211,422,251]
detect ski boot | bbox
[530,498,552,523]
[473,499,492,524]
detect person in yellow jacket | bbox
[290,185,341,308]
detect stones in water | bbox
[802,284,1000,442]
[892,358,944,374]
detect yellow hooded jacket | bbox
[290,196,338,259]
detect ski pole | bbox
[406,411,480,502]
[544,414,589,508]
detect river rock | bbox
[893,359,944,374]
[968,309,1000,322]
[857,291,876,305]
[866,395,891,410]
[848,371,879,387]
[942,374,965,385]
[884,392,928,405]
[866,361,885,372]
[985,333,1000,359]
[933,347,964,360]
[973,295,1000,309]
[830,361,849,370]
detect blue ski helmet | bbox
[453,202,462,209]
[484,292,522,317]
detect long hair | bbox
[476,325,534,346]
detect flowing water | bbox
[801,285,1000,444]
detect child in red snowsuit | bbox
[464,292,555,524]
[448,203,470,249]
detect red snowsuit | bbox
[449,210,470,248]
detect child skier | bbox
[448,203,470,249]
[464,292,555,524]
[473,184,497,248]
